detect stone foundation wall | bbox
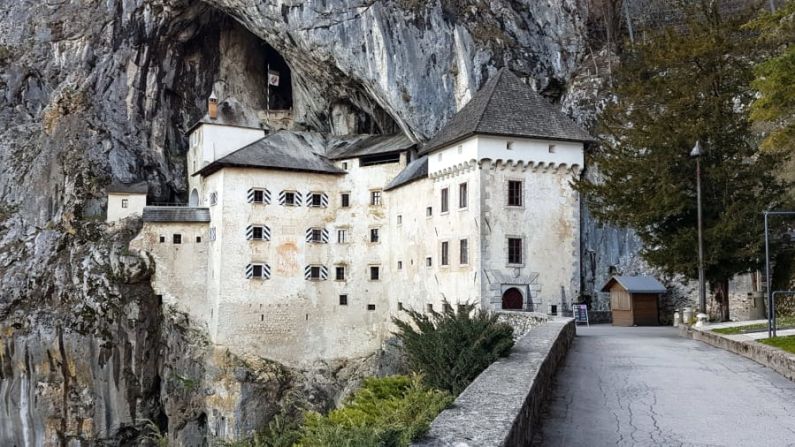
[413,318,575,446]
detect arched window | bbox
[189,188,199,206]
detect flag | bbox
[268,70,280,87]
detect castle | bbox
[113,69,591,366]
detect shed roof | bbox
[385,156,428,191]
[143,207,210,223]
[419,68,592,155]
[326,133,416,160]
[193,131,345,177]
[108,181,148,194]
[601,276,667,294]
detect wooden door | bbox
[502,288,523,310]
[633,295,659,325]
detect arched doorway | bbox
[189,188,199,206]
[502,288,523,310]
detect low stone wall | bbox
[496,311,548,340]
[681,326,795,382]
[413,318,575,447]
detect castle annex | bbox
[117,69,591,366]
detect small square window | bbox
[310,193,323,207]
[457,304,467,314]
[398,302,404,311]
[367,304,376,311]
[253,226,264,240]
[443,303,453,312]
[341,193,350,208]
[210,192,218,206]
[370,228,380,243]
[426,206,432,217]
[253,190,264,203]
[196,236,202,243]
[284,192,296,206]
[371,190,382,206]
[426,257,432,267]
[335,266,346,281]
[370,266,380,281]
[507,141,514,150]
[457,144,463,154]
[427,303,434,313]
[340,294,348,305]
[310,266,322,279]
[159,235,165,243]
[397,260,403,270]
[548,144,556,153]
[252,265,263,277]
[310,228,323,243]
[397,215,402,225]
[342,162,349,170]
[173,234,182,244]
[121,198,129,208]
[337,228,348,244]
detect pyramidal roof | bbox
[420,68,592,154]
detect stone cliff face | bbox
[0,0,612,444]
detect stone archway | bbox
[502,287,524,310]
[189,188,199,206]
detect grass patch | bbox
[712,316,795,335]
[759,335,795,354]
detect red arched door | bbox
[502,288,523,310]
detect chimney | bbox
[208,91,218,120]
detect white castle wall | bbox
[107,192,147,223]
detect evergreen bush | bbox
[393,301,514,395]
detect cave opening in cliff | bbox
[264,43,292,111]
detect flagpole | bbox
[266,63,270,115]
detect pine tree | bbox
[577,2,789,320]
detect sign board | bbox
[573,304,589,326]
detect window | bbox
[335,266,346,281]
[427,303,434,313]
[426,257,432,267]
[209,192,218,206]
[196,236,202,243]
[508,180,523,207]
[247,225,271,241]
[341,193,350,208]
[426,206,432,217]
[459,182,468,209]
[398,302,404,311]
[441,241,449,266]
[443,303,453,312]
[508,238,523,264]
[457,144,463,154]
[370,228,380,243]
[441,188,449,213]
[304,265,328,280]
[310,228,323,243]
[121,198,129,208]
[397,215,402,225]
[339,294,348,305]
[367,304,376,311]
[507,141,514,150]
[281,191,298,206]
[159,235,165,244]
[337,228,348,244]
[370,190,382,206]
[246,263,271,280]
[209,227,217,241]
[457,304,467,314]
[308,192,327,208]
[310,266,321,279]
[173,234,182,244]
[548,144,556,153]
[460,239,468,264]
[370,266,380,281]
[248,188,270,204]
[342,161,349,170]
[397,260,403,270]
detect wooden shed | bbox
[601,276,667,327]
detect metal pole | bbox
[770,0,776,13]
[696,156,706,314]
[765,212,772,338]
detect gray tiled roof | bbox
[420,68,592,154]
[194,130,346,177]
[143,207,210,223]
[326,133,416,160]
[601,276,667,294]
[107,181,148,194]
[385,156,428,191]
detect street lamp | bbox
[691,140,706,314]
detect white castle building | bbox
[117,69,591,366]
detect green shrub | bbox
[297,375,452,447]
[393,301,514,395]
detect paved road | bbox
[535,326,795,447]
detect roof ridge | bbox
[472,68,507,133]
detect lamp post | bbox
[691,141,707,314]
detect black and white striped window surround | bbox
[305,227,329,243]
[304,265,328,280]
[247,188,271,204]
[245,263,271,279]
[246,225,271,241]
[306,192,329,208]
[278,190,302,206]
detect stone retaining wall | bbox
[413,318,575,447]
[681,326,795,382]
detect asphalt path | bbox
[534,325,795,446]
